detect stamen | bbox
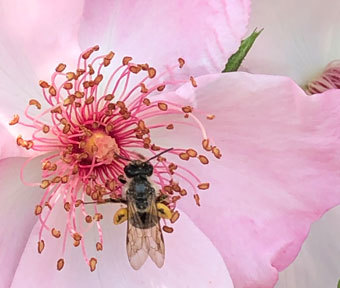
[306,60,340,94]
[178,58,185,68]
[37,240,45,253]
[9,114,19,125]
[162,226,174,233]
[89,257,97,272]
[57,258,65,271]
[198,183,210,190]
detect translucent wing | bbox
[126,193,165,270]
[146,195,165,268]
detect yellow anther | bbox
[156,203,172,219]
[113,208,128,225]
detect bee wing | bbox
[126,193,165,269]
[146,196,165,268]
[126,197,149,270]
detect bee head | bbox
[124,160,153,178]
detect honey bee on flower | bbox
[10,46,221,271]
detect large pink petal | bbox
[11,204,233,287]
[0,0,84,79]
[276,205,340,288]
[0,1,84,159]
[79,0,250,76]
[153,72,340,287]
[0,157,43,288]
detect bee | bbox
[112,148,173,269]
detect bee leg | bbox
[118,174,127,184]
[83,198,127,205]
[157,194,169,201]
[113,208,128,224]
[107,198,127,204]
[156,203,172,219]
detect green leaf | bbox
[337,279,340,288]
[222,28,263,73]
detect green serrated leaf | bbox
[222,28,263,73]
[337,279,340,288]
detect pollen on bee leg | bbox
[156,203,172,219]
[113,208,128,225]
[57,258,65,271]
[89,257,97,272]
[9,114,19,125]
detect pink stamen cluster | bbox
[306,60,340,94]
[9,46,221,271]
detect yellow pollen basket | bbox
[113,208,128,225]
[83,131,119,161]
[156,203,172,219]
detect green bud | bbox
[222,28,263,73]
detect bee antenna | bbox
[114,153,132,162]
[146,148,173,162]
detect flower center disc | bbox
[84,131,120,163]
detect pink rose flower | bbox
[2,1,340,288]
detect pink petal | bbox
[0,1,84,158]
[154,72,340,287]
[0,157,43,288]
[244,0,340,85]
[11,204,233,287]
[276,205,340,288]
[0,0,84,79]
[79,0,251,76]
